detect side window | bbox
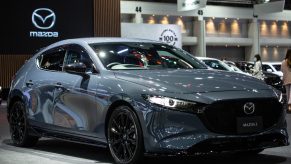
[157,50,192,69]
[38,50,66,71]
[204,60,227,71]
[65,50,82,65]
[64,45,96,73]
[262,65,272,72]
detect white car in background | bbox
[196,57,251,76]
[262,62,283,78]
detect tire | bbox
[107,106,144,164]
[9,101,39,147]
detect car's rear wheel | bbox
[9,101,39,147]
[107,106,144,164]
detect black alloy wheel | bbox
[9,101,39,147]
[107,106,144,164]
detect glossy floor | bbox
[0,102,290,164]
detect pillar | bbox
[246,18,260,61]
[195,16,206,57]
[134,13,143,24]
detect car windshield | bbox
[203,59,233,71]
[90,42,207,70]
[229,64,244,73]
[272,64,281,71]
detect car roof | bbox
[262,62,282,65]
[50,37,161,47]
[37,37,164,55]
[196,57,220,61]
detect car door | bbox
[27,47,66,125]
[52,44,101,137]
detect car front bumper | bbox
[135,104,289,155]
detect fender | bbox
[7,89,29,119]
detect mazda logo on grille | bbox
[32,8,56,30]
[243,102,255,115]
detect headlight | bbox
[273,88,283,103]
[143,95,204,113]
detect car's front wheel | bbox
[9,101,39,147]
[107,105,144,164]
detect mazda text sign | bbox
[30,8,58,38]
[0,0,93,54]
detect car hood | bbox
[114,69,271,94]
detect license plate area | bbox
[237,116,263,134]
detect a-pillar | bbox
[246,18,260,61]
[134,12,143,24]
[195,16,206,57]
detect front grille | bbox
[199,98,283,135]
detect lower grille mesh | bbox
[199,98,283,135]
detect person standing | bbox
[281,49,291,112]
[252,54,264,80]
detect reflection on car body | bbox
[7,38,289,164]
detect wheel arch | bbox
[104,99,135,139]
[7,89,27,120]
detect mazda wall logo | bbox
[32,8,56,30]
[243,102,255,115]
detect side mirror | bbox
[267,69,273,72]
[64,62,87,74]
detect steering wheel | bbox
[107,62,122,68]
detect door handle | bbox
[55,82,62,88]
[55,82,69,91]
[26,80,34,87]
[55,82,70,91]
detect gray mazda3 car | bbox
[7,38,289,164]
